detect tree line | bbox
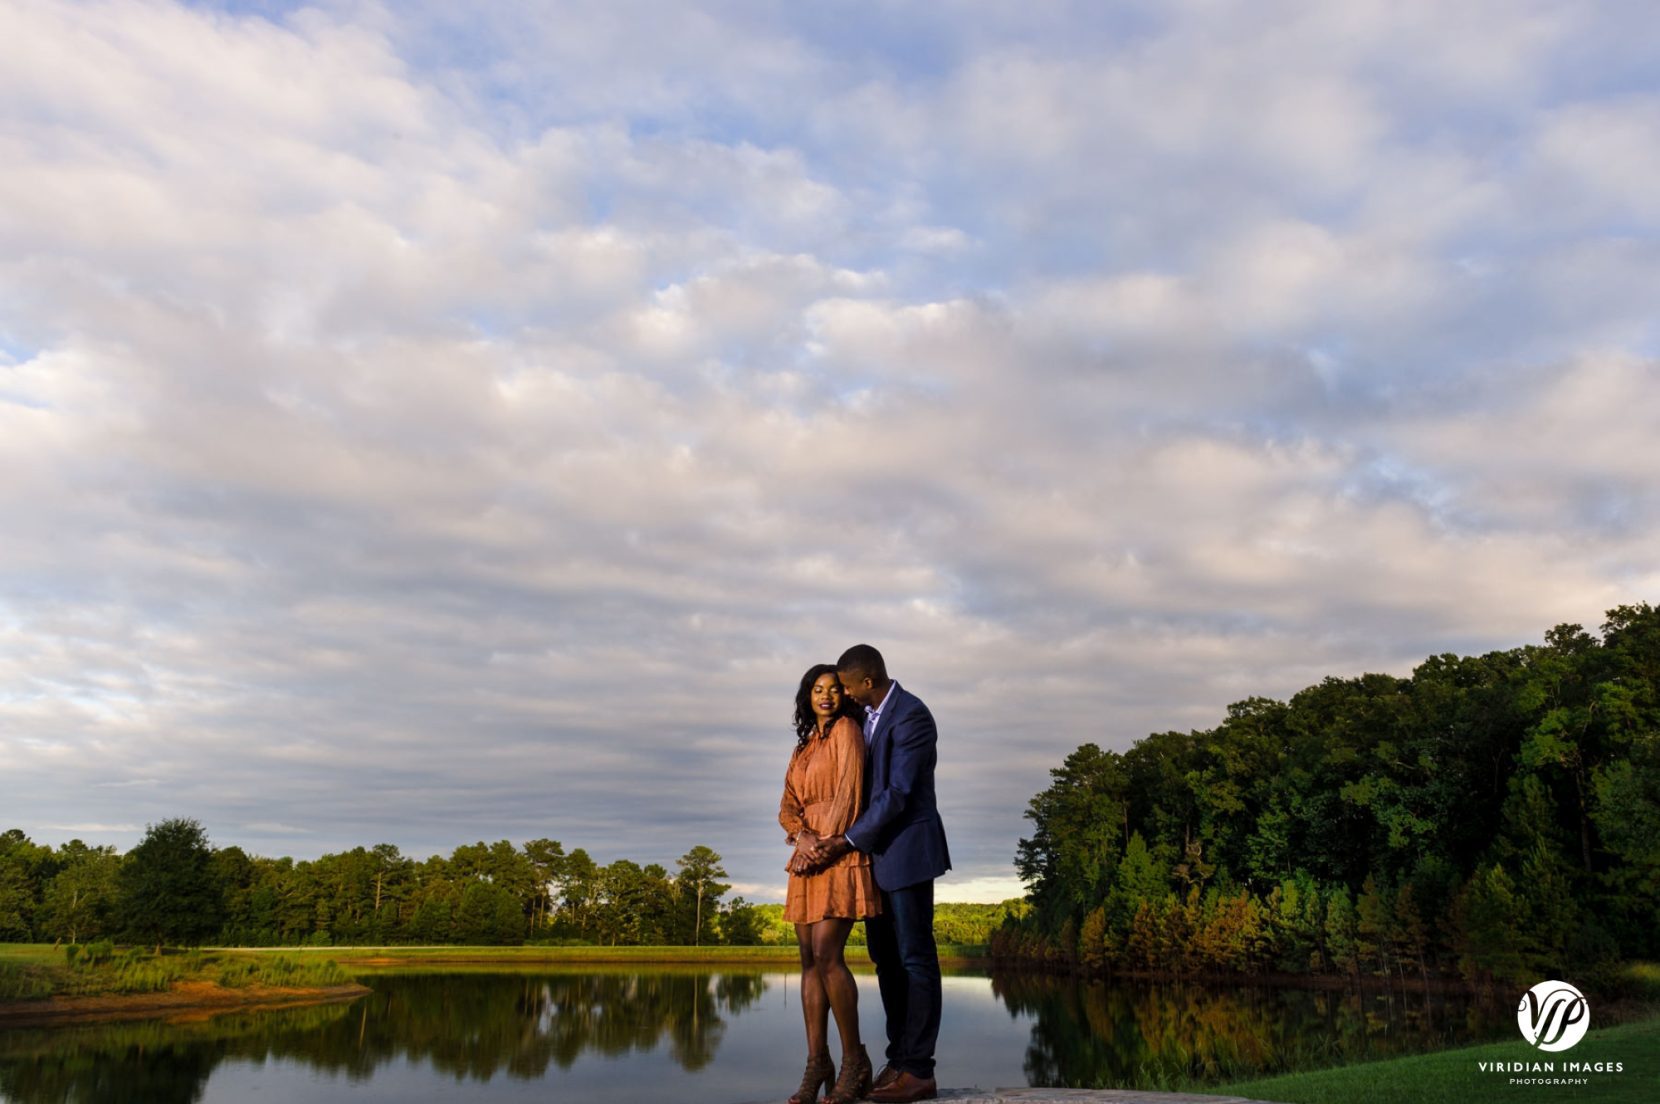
[0,822,749,948]
[0,822,1024,951]
[995,603,1660,989]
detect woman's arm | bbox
[781,755,824,874]
[779,754,807,839]
[823,716,865,837]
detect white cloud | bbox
[1,0,1657,899]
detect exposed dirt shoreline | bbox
[328,951,987,968]
[0,980,372,1027]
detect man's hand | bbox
[810,834,852,864]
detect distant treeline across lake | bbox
[997,602,1660,991]
[0,821,1021,950]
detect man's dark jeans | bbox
[865,878,941,1079]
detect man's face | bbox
[837,668,877,708]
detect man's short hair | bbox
[837,644,887,683]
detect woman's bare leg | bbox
[811,917,862,1056]
[795,922,829,1058]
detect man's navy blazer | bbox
[844,681,951,891]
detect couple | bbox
[778,644,951,1104]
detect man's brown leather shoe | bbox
[872,1064,901,1090]
[868,1071,936,1103]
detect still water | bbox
[0,968,1512,1103]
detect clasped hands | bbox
[786,828,853,874]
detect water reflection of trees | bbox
[0,971,769,1103]
[0,1003,353,1104]
[285,971,767,1080]
[989,971,1510,1090]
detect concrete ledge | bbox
[744,1091,1285,1103]
[929,1093,1279,1103]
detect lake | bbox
[0,967,1514,1103]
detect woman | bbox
[780,664,880,1104]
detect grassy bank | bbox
[1215,1014,1658,1104]
[1215,965,1660,1104]
[3,942,989,995]
[229,942,989,969]
[0,943,354,1004]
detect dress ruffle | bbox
[784,860,882,923]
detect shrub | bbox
[0,964,54,1001]
[216,956,350,989]
[107,955,179,994]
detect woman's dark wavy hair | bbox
[793,663,861,751]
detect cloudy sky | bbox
[3,0,1658,902]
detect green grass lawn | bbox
[1217,1011,1659,1104]
[0,945,58,966]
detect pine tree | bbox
[1323,885,1360,978]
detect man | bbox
[810,643,950,1103]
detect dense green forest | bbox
[0,823,749,948]
[0,820,1020,950]
[995,604,1660,989]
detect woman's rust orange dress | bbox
[779,715,882,923]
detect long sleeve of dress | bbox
[822,717,865,837]
[779,754,806,839]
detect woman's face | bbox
[810,673,844,721]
